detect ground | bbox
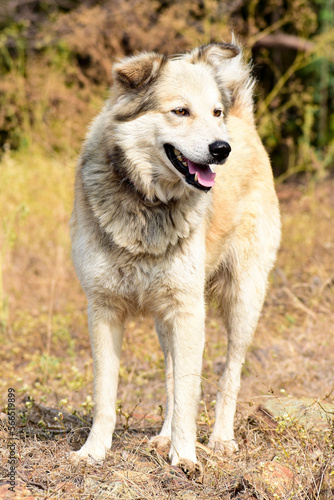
[0,149,333,498]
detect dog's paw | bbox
[68,450,86,464]
[68,445,106,465]
[178,459,203,482]
[208,436,239,456]
[149,435,171,454]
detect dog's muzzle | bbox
[164,142,231,192]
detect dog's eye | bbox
[172,108,189,116]
[213,109,222,117]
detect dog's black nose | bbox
[209,141,231,162]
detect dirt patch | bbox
[1,174,334,497]
[1,398,333,498]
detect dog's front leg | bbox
[168,306,205,469]
[70,302,124,463]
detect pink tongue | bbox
[186,159,216,187]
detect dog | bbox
[70,42,281,473]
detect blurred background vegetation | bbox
[0,0,333,179]
[1,8,334,478]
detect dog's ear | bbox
[187,43,239,66]
[113,52,167,91]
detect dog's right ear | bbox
[113,52,167,91]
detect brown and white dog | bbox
[70,42,281,472]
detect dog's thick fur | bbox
[70,42,281,470]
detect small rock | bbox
[250,397,334,431]
[244,461,303,499]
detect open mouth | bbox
[164,144,216,192]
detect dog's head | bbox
[107,44,241,200]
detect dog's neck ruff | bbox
[81,152,211,256]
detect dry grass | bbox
[1,147,334,497]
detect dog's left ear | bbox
[187,43,239,66]
[113,52,167,91]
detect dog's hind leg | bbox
[208,265,268,455]
[69,302,124,463]
[149,320,174,452]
